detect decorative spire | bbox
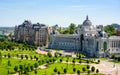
[86,15,88,20]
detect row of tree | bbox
[53,65,99,75]
[57,23,76,34]
[13,62,39,75]
[0,37,36,51]
[104,24,117,35]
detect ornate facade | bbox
[48,16,120,57]
[14,20,48,46]
[49,34,81,51]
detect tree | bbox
[30,56,33,60]
[34,63,39,69]
[14,66,18,72]
[88,70,90,75]
[8,60,11,66]
[86,59,89,64]
[25,65,31,72]
[47,52,52,57]
[0,52,2,64]
[8,70,9,75]
[57,71,60,75]
[35,57,39,61]
[8,32,13,38]
[73,67,76,73]
[4,54,7,58]
[46,60,49,64]
[16,54,19,58]
[77,70,80,75]
[77,24,82,28]
[69,23,76,34]
[104,24,116,35]
[34,55,36,59]
[111,54,115,59]
[21,54,24,59]
[63,68,67,74]
[79,60,82,64]
[24,69,28,74]
[25,55,28,60]
[97,60,100,64]
[34,70,37,75]
[54,67,58,73]
[82,67,86,72]
[19,65,24,74]
[66,59,68,68]
[63,29,69,34]
[96,69,99,73]
[78,54,82,59]
[8,53,11,58]
[30,65,34,71]
[60,59,62,63]
[91,66,95,72]
[87,65,90,69]
[66,59,68,63]
[52,58,56,63]
[55,52,58,58]
[72,58,75,66]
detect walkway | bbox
[90,60,120,75]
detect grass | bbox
[109,59,120,64]
[0,58,37,75]
[57,56,98,64]
[98,58,107,60]
[1,50,47,60]
[28,63,103,75]
[0,49,104,75]
[0,49,50,75]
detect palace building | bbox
[48,16,120,57]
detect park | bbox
[0,38,104,75]
[0,37,120,75]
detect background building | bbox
[14,20,49,46]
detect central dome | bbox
[83,16,92,26]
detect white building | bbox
[49,34,81,51]
[48,16,120,57]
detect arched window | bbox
[80,34,84,40]
[103,42,107,51]
[80,34,84,51]
[96,41,99,51]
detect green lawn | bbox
[98,58,107,60]
[0,58,37,75]
[28,63,103,75]
[0,50,50,75]
[0,49,103,75]
[1,50,47,60]
[109,59,120,64]
[56,56,98,64]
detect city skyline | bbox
[0,0,120,27]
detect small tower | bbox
[86,15,89,20]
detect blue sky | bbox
[0,0,120,27]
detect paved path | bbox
[38,64,47,69]
[36,49,120,75]
[90,60,120,75]
[36,49,55,56]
